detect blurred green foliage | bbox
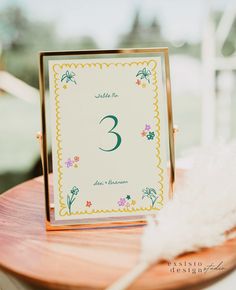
[0,6,98,88]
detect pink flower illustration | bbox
[74,156,80,162]
[118,198,126,207]
[86,201,92,207]
[141,130,147,137]
[136,79,141,85]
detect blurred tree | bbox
[118,10,166,48]
[0,6,59,87]
[0,5,98,88]
[0,6,28,50]
[118,10,200,58]
[61,36,98,50]
[78,36,98,49]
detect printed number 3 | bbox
[99,115,122,152]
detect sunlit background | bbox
[0,0,235,193]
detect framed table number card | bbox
[39,48,175,230]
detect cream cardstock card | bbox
[49,57,168,221]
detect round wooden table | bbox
[0,171,236,290]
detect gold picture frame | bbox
[38,48,175,230]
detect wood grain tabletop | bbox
[0,170,236,290]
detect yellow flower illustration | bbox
[141,83,146,88]
[63,84,68,89]
[131,200,136,206]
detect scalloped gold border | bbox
[52,60,164,217]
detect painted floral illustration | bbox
[147,131,155,140]
[65,155,80,168]
[117,195,136,209]
[74,156,80,162]
[61,70,77,84]
[131,200,136,206]
[141,130,147,137]
[136,67,152,88]
[118,197,126,206]
[136,79,141,86]
[67,186,79,214]
[65,158,73,168]
[86,201,92,208]
[141,124,155,141]
[142,187,158,207]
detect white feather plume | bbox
[107,141,236,290]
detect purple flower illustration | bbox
[65,158,73,168]
[145,124,151,131]
[117,198,126,207]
